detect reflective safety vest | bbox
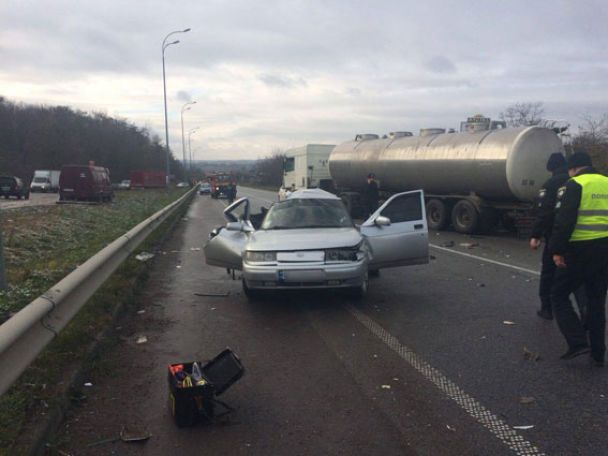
[570,173,608,242]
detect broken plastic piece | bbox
[135,252,154,262]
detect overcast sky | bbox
[1,0,607,160]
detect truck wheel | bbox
[451,200,479,234]
[426,199,449,230]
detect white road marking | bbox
[346,305,545,456]
[430,243,540,276]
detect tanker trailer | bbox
[329,126,564,234]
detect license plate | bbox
[277,251,324,262]
[278,269,324,282]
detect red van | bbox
[59,164,114,202]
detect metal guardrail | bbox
[0,187,197,396]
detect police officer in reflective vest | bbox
[529,153,571,319]
[549,151,608,364]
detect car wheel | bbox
[242,280,263,301]
[349,276,369,299]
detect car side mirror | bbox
[374,215,391,226]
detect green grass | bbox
[0,189,191,453]
[0,189,186,316]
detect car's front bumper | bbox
[243,260,367,290]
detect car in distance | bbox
[204,188,429,299]
[0,176,30,200]
[117,179,131,190]
[199,182,212,195]
[176,181,190,188]
[30,170,60,193]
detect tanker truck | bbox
[328,117,565,234]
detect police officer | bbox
[529,153,570,320]
[549,151,608,364]
[364,173,379,216]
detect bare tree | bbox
[572,113,608,173]
[576,113,608,145]
[499,102,545,127]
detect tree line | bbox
[0,96,185,182]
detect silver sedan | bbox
[204,189,429,299]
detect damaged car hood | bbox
[247,227,362,251]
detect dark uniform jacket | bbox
[549,167,608,255]
[530,166,569,240]
[365,180,379,205]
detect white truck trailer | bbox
[30,170,61,192]
[278,144,335,201]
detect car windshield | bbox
[34,177,49,183]
[0,177,14,185]
[260,198,353,230]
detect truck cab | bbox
[278,144,335,201]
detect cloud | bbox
[176,91,192,103]
[424,56,457,74]
[0,0,606,160]
[258,74,307,89]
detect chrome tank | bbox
[329,126,564,202]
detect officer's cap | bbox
[567,152,592,170]
[546,153,566,172]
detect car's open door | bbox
[204,198,253,270]
[360,190,429,269]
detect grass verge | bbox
[0,189,191,453]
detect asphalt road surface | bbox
[56,187,607,456]
[0,192,58,210]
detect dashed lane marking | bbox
[346,305,545,456]
[429,243,540,276]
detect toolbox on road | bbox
[168,349,244,427]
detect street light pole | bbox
[161,27,190,186]
[181,101,196,172]
[188,127,199,171]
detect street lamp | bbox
[161,27,191,186]
[181,101,197,170]
[188,127,199,171]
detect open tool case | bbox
[168,348,244,427]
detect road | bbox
[55,187,607,456]
[0,192,58,210]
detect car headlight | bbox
[245,251,277,262]
[325,248,358,262]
